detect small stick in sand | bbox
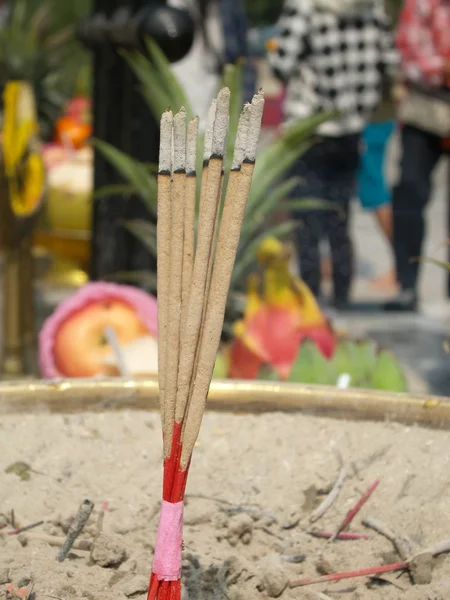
[329,479,379,542]
[424,538,450,557]
[289,561,409,588]
[163,107,187,456]
[57,499,94,562]
[362,516,411,560]
[157,109,174,427]
[8,520,44,535]
[104,327,129,377]
[19,532,92,551]
[309,462,347,524]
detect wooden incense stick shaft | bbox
[180,163,254,467]
[174,157,223,425]
[180,174,197,329]
[163,171,186,456]
[157,111,173,426]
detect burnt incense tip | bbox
[245,93,265,163]
[186,117,199,174]
[232,103,252,170]
[212,89,230,158]
[173,108,187,173]
[204,99,217,161]
[159,110,174,173]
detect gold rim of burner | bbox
[0,378,448,430]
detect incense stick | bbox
[162,108,187,457]
[180,117,199,330]
[157,110,173,427]
[180,91,264,468]
[174,89,230,427]
[149,88,264,600]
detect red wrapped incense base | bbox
[147,424,190,600]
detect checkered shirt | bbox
[268,0,399,136]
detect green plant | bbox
[97,40,335,334]
[0,0,87,140]
[257,339,407,393]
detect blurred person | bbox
[358,84,397,292]
[384,0,450,311]
[269,0,398,309]
[169,0,256,125]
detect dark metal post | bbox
[78,0,194,282]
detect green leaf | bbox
[371,350,407,392]
[5,461,32,481]
[241,178,300,240]
[232,220,298,285]
[357,340,378,383]
[94,139,157,213]
[124,219,157,255]
[94,184,134,200]
[288,341,338,385]
[213,352,229,379]
[287,197,343,216]
[258,365,280,381]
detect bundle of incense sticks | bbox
[147,88,264,600]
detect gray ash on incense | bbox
[211,87,230,160]
[231,103,251,171]
[203,99,217,165]
[186,117,199,177]
[244,90,265,164]
[159,110,173,176]
[173,107,187,174]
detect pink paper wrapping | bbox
[38,282,158,378]
[153,501,184,581]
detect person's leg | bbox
[385,125,442,310]
[289,142,325,298]
[359,121,395,238]
[374,202,394,243]
[325,202,353,306]
[324,135,360,306]
[359,121,397,290]
[295,212,322,297]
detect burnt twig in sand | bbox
[330,480,379,542]
[362,516,411,560]
[57,499,94,561]
[8,520,44,535]
[309,461,347,524]
[423,538,450,557]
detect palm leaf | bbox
[240,177,300,241]
[124,219,157,255]
[232,220,299,285]
[287,197,343,216]
[94,184,134,199]
[93,140,157,213]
